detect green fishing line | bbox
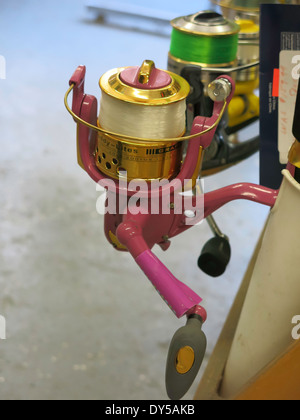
[170,29,239,65]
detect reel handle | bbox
[116,221,202,319]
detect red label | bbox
[272,68,280,97]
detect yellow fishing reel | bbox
[227,18,260,133]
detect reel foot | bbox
[165,314,207,400]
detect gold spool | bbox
[96,61,190,181]
[95,132,184,182]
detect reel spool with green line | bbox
[169,12,239,67]
[168,10,259,159]
[168,11,240,125]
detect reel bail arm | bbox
[69,65,87,117]
[68,66,103,182]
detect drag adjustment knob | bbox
[198,236,231,277]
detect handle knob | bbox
[208,77,232,102]
[166,315,207,400]
[198,236,231,277]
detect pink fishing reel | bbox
[65,63,278,399]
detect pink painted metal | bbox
[190,76,235,150]
[186,305,207,323]
[287,162,296,177]
[119,64,172,89]
[136,250,202,318]
[202,183,278,217]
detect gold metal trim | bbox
[168,52,259,75]
[171,14,240,37]
[138,60,155,84]
[109,231,127,250]
[171,25,240,37]
[168,52,236,70]
[211,0,260,12]
[99,67,190,106]
[96,132,184,181]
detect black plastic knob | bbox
[293,79,300,141]
[198,236,231,278]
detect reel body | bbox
[65,62,278,399]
